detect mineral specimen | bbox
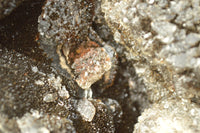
[38,0,118,98]
[75,99,122,133]
[71,43,112,90]
[101,0,200,102]
[17,110,76,133]
[2,0,200,132]
[134,98,200,133]
[0,45,122,133]
[1,0,136,132]
[101,0,200,132]
[58,86,70,99]
[43,93,58,103]
[77,99,96,122]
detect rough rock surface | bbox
[101,0,200,132]
[37,0,119,93]
[102,0,200,102]
[134,98,200,133]
[1,0,200,133]
[37,0,95,77]
[0,0,141,131]
[37,0,145,131]
[0,46,123,132]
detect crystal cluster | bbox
[102,0,200,102]
[134,98,200,133]
[101,0,200,132]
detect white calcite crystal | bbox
[77,99,96,122]
[58,86,70,99]
[17,110,50,133]
[43,93,57,103]
[133,99,200,133]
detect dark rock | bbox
[0,0,25,19]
